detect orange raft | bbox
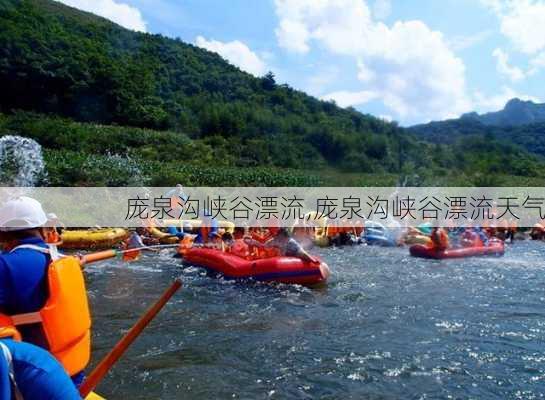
[183,247,330,286]
[409,239,505,259]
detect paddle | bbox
[79,274,183,397]
[79,244,180,266]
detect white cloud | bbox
[321,90,378,107]
[482,0,545,54]
[372,0,391,20]
[305,66,340,95]
[274,0,470,122]
[58,0,147,31]
[492,48,526,81]
[195,36,267,76]
[276,19,311,53]
[448,30,493,51]
[529,51,545,74]
[473,86,540,112]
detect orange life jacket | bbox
[431,228,449,250]
[326,223,339,237]
[0,245,91,376]
[44,228,62,245]
[251,229,270,243]
[354,221,364,236]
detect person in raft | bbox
[44,213,64,245]
[0,338,81,399]
[246,228,318,263]
[0,197,91,389]
[430,227,450,250]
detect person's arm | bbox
[288,239,318,263]
[298,249,317,263]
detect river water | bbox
[86,241,545,399]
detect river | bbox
[86,241,545,399]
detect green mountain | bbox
[461,98,545,127]
[409,100,545,158]
[0,0,405,174]
[0,0,544,186]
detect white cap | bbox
[47,212,58,220]
[0,197,48,231]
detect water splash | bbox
[0,135,46,186]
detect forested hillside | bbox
[1,0,544,186]
[409,110,545,157]
[0,0,407,173]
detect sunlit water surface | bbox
[86,241,545,399]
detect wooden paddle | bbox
[79,275,183,397]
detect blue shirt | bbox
[0,237,49,347]
[0,339,81,400]
[194,215,218,244]
[166,226,186,239]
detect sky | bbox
[58,0,545,126]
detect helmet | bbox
[0,197,48,231]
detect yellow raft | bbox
[86,393,105,400]
[60,228,128,250]
[149,226,178,244]
[404,234,432,246]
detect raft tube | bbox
[60,228,128,250]
[86,393,106,400]
[363,234,396,247]
[183,247,330,286]
[409,240,504,259]
[149,226,179,244]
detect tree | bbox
[261,71,276,91]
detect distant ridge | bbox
[459,98,545,127]
[409,98,545,157]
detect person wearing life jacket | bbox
[0,197,91,388]
[195,213,218,245]
[177,223,196,257]
[474,226,490,246]
[246,228,318,263]
[430,227,449,250]
[43,213,63,245]
[0,338,81,400]
[233,226,245,240]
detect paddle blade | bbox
[122,248,141,262]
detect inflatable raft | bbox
[60,228,128,250]
[363,233,396,246]
[409,240,504,259]
[183,247,330,286]
[149,226,179,244]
